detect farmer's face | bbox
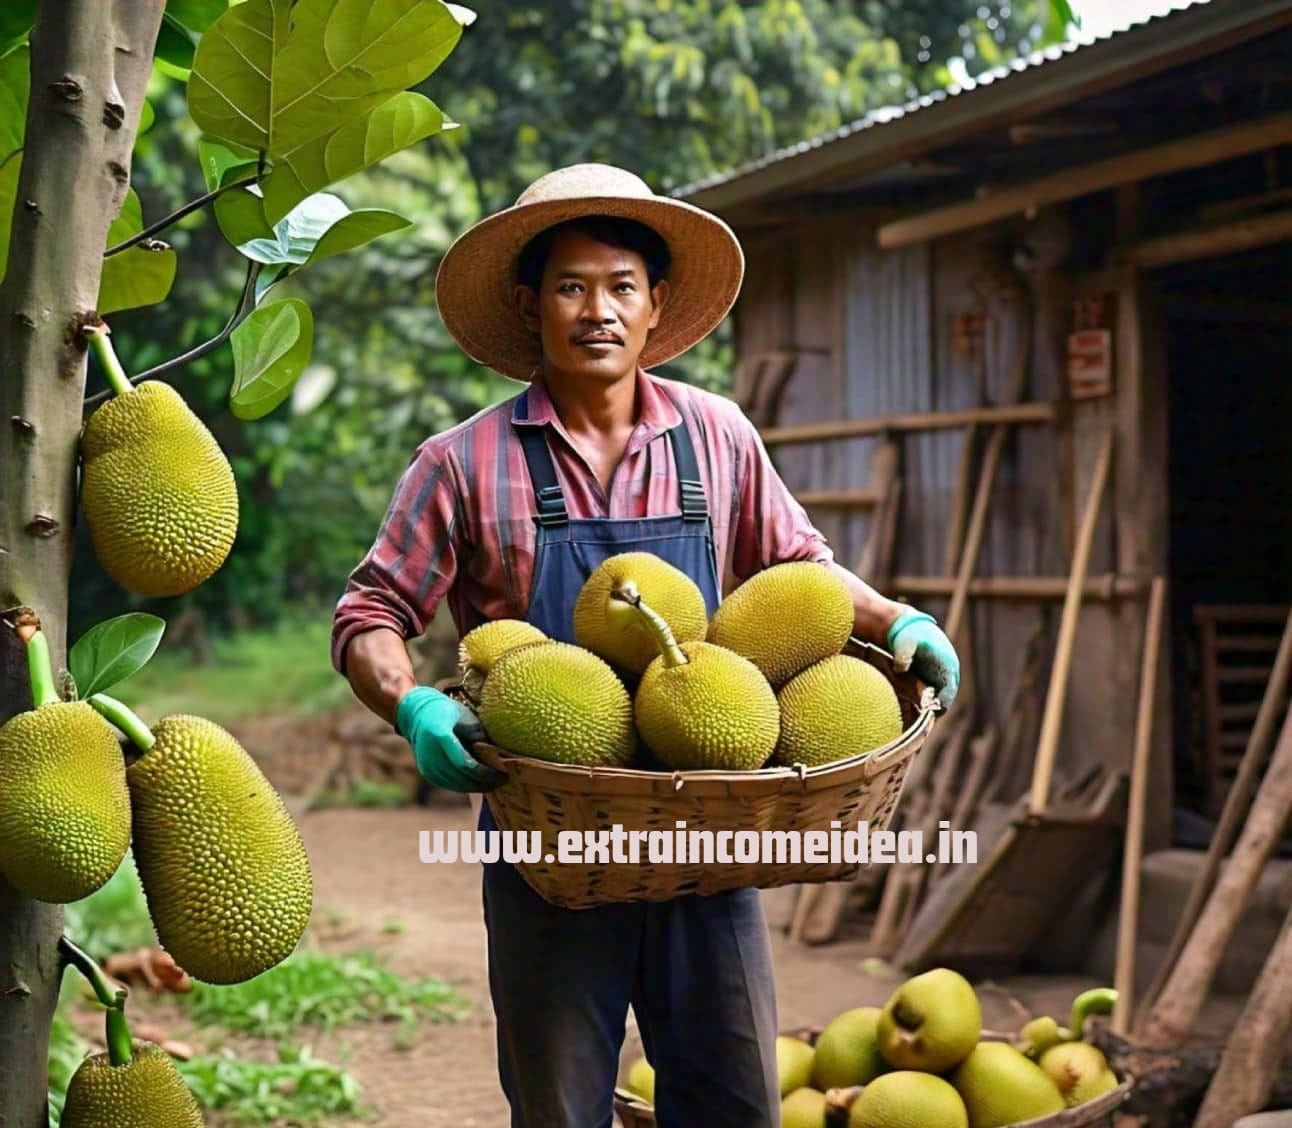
[515,229,668,385]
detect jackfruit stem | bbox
[22,627,59,707]
[106,1005,134,1067]
[1069,987,1118,1040]
[58,936,127,1011]
[86,322,134,398]
[609,582,689,668]
[88,693,156,752]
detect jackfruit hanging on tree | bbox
[80,322,238,598]
[59,935,204,1126]
[88,694,313,985]
[0,610,131,903]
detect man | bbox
[331,163,959,1127]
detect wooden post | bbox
[1030,428,1115,814]
[1113,575,1165,1035]
[1136,607,1292,1029]
[1138,703,1292,1047]
[1192,898,1292,1128]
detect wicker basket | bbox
[465,639,937,910]
[612,1028,1134,1127]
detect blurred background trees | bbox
[73,0,1071,646]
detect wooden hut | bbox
[675,0,1292,994]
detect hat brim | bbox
[434,195,745,382]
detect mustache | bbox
[572,328,624,344]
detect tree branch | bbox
[103,172,262,257]
[84,259,261,408]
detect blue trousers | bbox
[481,843,782,1128]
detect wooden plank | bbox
[876,111,1292,249]
[891,574,1143,600]
[794,488,882,509]
[1113,575,1166,1036]
[1120,208,1292,269]
[1031,429,1115,815]
[759,402,1056,446]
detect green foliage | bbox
[230,297,315,419]
[105,608,354,725]
[47,1008,89,1127]
[61,854,157,961]
[177,1046,363,1125]
[308,779,411,811]
[68,613,166,701]
[181,947,467,1041]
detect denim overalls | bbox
[476,389,781,1127]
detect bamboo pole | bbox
[891,574,1143,600]
[1121,208,1292,269]
[1113,575,1166,1035]
[1030,429,1115,814]
[1136,607,1292,1030]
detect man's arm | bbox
[829,562,906,645]
[341,626,418,728]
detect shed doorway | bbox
[1159,241,1292,831]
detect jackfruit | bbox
[1038,1042,1119,1106]
[624,1056,655,1102]
[811,1006,885,1089]
[949,1042,1066,1127]
[458,620,548,701]
[774,655,904,768]
[877,968,981,1073]
[628,592,779,771]
[60,1040,204,1127]
[126,714,312,984]
[0,701,131,903]
[81,380,238,598]
[782,1086,828,1128]
[777,1034,815,1095]
[573,552,708,676]
[477,642,637,767]
[707,562,853,686]
[846,1071,968,1128]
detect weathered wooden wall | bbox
[730,212,1173,864]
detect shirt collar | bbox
[510,366,684,440]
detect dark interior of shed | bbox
[1156,235,1292,833]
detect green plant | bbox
[177,1045,364,1125]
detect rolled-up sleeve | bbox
[728,408,834,580]
[330,443,464,675]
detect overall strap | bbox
[662,391,709,522]
[514,391,569,527]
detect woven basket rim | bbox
[470,686,937,785]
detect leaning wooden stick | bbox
[1136,605,1292,1028]
[1139,704,1292,1047]
[1192,891,1292,1128]
[1112,575,1165,1035]
[1030,428,1114,815]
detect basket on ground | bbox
[612,1027,1134,1128]
[464,639,937,910]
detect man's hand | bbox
[395,686,505,792]
[886,609,960,711]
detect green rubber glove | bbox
[395,686,504,793]
[886,609,960,712]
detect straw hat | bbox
[434,163,745,382]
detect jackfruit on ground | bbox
[127,715,313,985]
[478,642,637,767]
[573,552,709,677]
[60,1040,204,1127]
[634,640,780,771]
[80,381,238,598]
[774,655,904,768]
[707,562,853,686]
[0,701,130,903]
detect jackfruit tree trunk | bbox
[0,3,163,1126]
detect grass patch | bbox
[178,1045,364,1125]
[307,779,409,811]
[182,948,467,1042]
[108,606,354,727]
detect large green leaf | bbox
[0,152,21,286]
[156,14,200,72]
[215,186,275,246]
[68,613,166,700]
[168,0,230,33]
[305,208,411,267]
[188,0,462,156]
[0,0,35,58]
[0,46,29,164]
[98,190,179,315]
[197,135,261,192]
[229,298,315,420]
[260,90,448,224]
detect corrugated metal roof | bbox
[673,0,1284,205]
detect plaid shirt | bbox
[330,367,833,673]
